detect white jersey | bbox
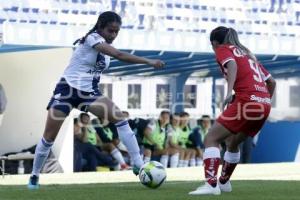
[63,32,110,92]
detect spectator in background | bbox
[167,113,183,168]
[127,113,152,166]
[73,113,117,172]
[197,115,212,148]
[143,110,177,168]
[178,112,196,167]
[91,118,130,170]
[189,115,214,166]
[128,117,150,150]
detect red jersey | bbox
[215,44,271,103]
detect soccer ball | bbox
[138,161,167,189]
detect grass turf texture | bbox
[0,180,299,200]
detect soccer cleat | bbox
[218,179,232,192]
[189,182,221,195]
[132,166,140,176]
[27,175,40,190]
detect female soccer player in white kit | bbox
[28,11,164,189]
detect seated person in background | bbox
[91,118,130,170]
[74,113,117,172]
[143,110,178,168]
[198,115,212,144]
[124,111,150,165]
[178,112,196,167]
[128,117,150,150]
[189,115,212,166]
[123,110,149,147]
[167,113,183,168]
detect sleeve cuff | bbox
[92,42,101,48]
[221,58,235,67]
[263,74,272,81]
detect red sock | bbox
[204,158,220,187]
[219,161,238,184]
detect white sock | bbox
[32,137,53,176]
[160,155,169,168]
[144,156,151,163]
[170,153,179,168]
[115,120,143,168]
[111,148,126,165]
[196,157,203,166]
[224,151,240,163]
[183,160,189,167]
[178,160,184,167]
[203,147,221,160]
[189,158,196,167]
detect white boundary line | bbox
[0,163,299,185]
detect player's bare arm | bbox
[95,43,165,68]
[265,76,276,97]
[223,60,237,109]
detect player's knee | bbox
[227,143,240,152]
[111,111,126,123]
[204,134,214,147]
[144,149,151,157]
[162,149,169,155]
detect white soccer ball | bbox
[139,161,167,189]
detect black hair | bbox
[79,112,90,120]
[73,11,122,45]
[201,115,211,119]
[210,26,229,44]
[179,111,190,117]
[160,110,170,116]
[170,112,180,121]
[210,26,257,61]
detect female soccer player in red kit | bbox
[189,26,276,195]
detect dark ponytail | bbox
[73,25,97,45]
[210,26,257,61]
[73,11,122,45]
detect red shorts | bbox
[217,99,271,137]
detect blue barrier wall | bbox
[252,121,300,163]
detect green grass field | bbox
[0,181,299,200]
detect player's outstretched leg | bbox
[115,120,144,174]
[28,137,54,189]
[88,97,144,175]
[189,122,232,195]
[218,133,247,192]
[28,109,66,190]
[188,147,221,195]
